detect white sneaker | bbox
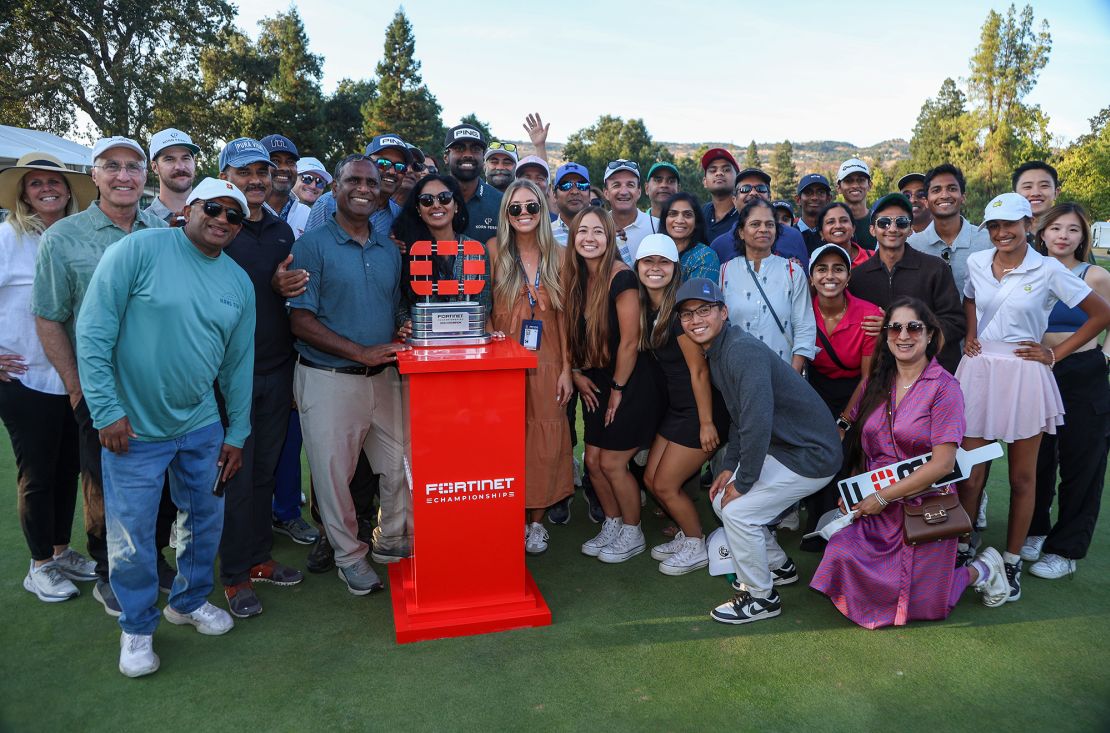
[633,449,649,467]
[168,520,179,551]
[777,508,800,532]
[572,456,583,488]
[163,601,234,635]
[22,561,79,602]
[598,524,646,563]
[976,490,989,529]
[973,547,1009,608]
[581,517,622,557]
[650,531,688,561]
[1029,553,1076,579]
[658,536,708,576]
[1020,535,1046,562]
[52,548,98,582]
[525,522,549,554]
[119,632,159,677]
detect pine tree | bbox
[770,140,796,201]
[745,140,761,169]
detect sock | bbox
[1003,551,1021,565]
[970,559,990,585]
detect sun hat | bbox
[0,152,98,212]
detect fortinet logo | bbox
[424,477,516,504]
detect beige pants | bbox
[294,364,411,567]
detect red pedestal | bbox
[389,339,552,643]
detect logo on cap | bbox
[270,138,288,149]
[992,200,1002,207]
[454,128,480,140]
[702,284,712,295]
[224,182,233,190]
[378,136,403,147]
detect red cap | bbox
[701,147,738,172]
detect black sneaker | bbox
[699,467,714,489]
[306,535,335,574]
[547,495,572,526]
[583,476,604,524]
[711,589,782,625]
[730,559,798,591]
[356,517,375,546]
[157,558,176,595]
[955,547,975,568]
[1004,559,1022,602]
[224,582,262,618]
[93,579,122,617]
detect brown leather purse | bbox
[903,491,972,545]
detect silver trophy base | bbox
[407,334,492,347]
[407,301,490,347]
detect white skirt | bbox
[955,340,1064,442]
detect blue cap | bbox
[796,173,831,196]
[675,277,726,306]
[259,134,299,160]
[218,138,275,171]
[555,162,590,186]
[366,134,412,162]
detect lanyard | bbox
[516,257,542,319]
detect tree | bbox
[562,116,672,204]
[458,114,494,145]
[769,140,797,201]
[317,79,378,165]
[909,78,977,172]
[745,140,761,169]
[0,14,75,135]
[362,10,445,154]
[1057,107,1110,221]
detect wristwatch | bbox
[835,415,852,432]
[611,380,626,391]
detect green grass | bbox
[1,423,1108,733]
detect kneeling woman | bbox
[811,298,1010,627]
[635,234,728,575]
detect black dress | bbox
[582,270,662,451]
[650,315,729,450]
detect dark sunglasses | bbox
[902,190,928,200]
[488,142,517,153]
[875,216,912,230]
[376,158,408,174]
[607,159,639,170]
[940,248,952,264]
[883,320,926,335]
[300,174,326,190]
[198,200,245,226]
[425,166,439,175]
[507,201,541,217]
[557,181,591,192]
[736,183,770,194]
[417,191,454,208]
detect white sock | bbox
[1003,551,1021,565]
[957,542,970,553]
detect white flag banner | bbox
[837,443,1003,509]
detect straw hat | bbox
[0,152,98,212]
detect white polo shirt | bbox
[614,209,654,266]
[964,245,1091,342]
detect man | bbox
[145,128,199,224]
[645,162,680,224]
[701,148,740,242]
[288,155,412,595]
[216,137,309,618]
[898,172,932,233]
[835,158,876,249]
[260,134,308,225]
[304,134,409,240]
[33,136,167,617]
[794,173,833,241]
[907,164,991,293]
[484,141,518,192]
[76,177,255,677]
[515,155,551,191]
[603,159,653,266]
[551,162,591,246]
[771,200,795,227]
[848,193,966,372]
[708,168,810,270]
[1012,161,1060,216]
[444,124,503,242]
[677,278,840,625]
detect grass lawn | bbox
[1,422,1108,732]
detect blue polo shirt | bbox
[288,215,401,369]
[710,224,810,271]
[464,180,503,242]
[702,201,738,243]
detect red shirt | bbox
[850,242,873,268]
[811,291,882,379]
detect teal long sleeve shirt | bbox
[76,228,256,447]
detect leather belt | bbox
[297,354,385,377]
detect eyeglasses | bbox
[198,200,245,226]
[940,248,952,264]
[417,191,454,208]
[488,142,517,153]
[883,320,926,336]
[678,304,719,323]
[376,158,408,174]
[607,160,639,170]
[736,184,770,195]
[875,216,912,230]
[557,181,591,192]
[95,162,146,176]
[300,174,326,189]
[507,201,540,216]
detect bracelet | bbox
[611,380,626,391]
[875,491,889,507]
[1048,348,1056,368]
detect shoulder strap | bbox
[744,257,788,340]
[976,274,1025,337]
[816,326,849,371]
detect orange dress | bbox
[491,280,574,509]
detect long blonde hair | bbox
[8,172,80,236]
[562,206,621,368]
[492,179,564,311]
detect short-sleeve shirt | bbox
[963,245,1091,342]
[288,216,402,368]
[464,180,503,243]
[810,291,882,380]
[907,216,992,294]
[679,243,720,282]
[614,210,654,267]
[31,201,167,348]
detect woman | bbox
[957,193,1110,602]
[811,298,1010,627]
[563,206,659,563]
[486,180,574,554]
[0,152,98,602]
[634,234,728,574]
[720,199,816,372]
[818,201,873,268]
[657,193,720,282]
[1025,204,1110,579]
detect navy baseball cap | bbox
[444,124,486,149]
[259,134,299,160]
[796,173,832,196]
[772,200,795,217]
[676,278,726,306]
[555,162,590,186]
[366,133,412,162]
[735,167,771,185]
[218,138,275,171]
[869,193,913,222]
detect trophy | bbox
[407,239,491,346]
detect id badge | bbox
[520,319,543,351]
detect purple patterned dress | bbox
[810,358,970,628]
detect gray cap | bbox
[675,277,725,306]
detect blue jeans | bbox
[102,421,224,635]
[272,408,302,522]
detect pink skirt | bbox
[955,340,1064,442]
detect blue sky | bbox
[234,0,1110,146]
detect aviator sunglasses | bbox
[875,216,912,230]
[882,320,926,335]
[507,201,541,216]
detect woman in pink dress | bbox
[811,297,1009,627]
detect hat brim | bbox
[153,142,201,159]
[0,164,98,213]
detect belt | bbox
[297,354,385,377]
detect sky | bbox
[233,0,1110,147]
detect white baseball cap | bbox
[149,128,200,160]
[802,509,858,542]
[634,233,679,262]
[978,192,1034,229]
[515,155,550,179]
[706,528,734,576]
[186,177,250,216]
[836,158,871,183]
[296,156,332,184]
[91,136,146,162]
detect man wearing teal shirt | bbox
[77,178,255,678]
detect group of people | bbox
[0,111,1106,678]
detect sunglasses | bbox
[902,190,928,200]
[678,304,719,322]
[417,191,454,208]
[507,201,541,216]
[940,248,952,264]
[198,200,245,226]
[736,184,770,194]
[557,181,591,192]
[376,158,408,174]
[425,166,439,175]
[607,159,639,170]
[488,142,517,153]
[875,216,912,230]
[300,174,326,189]
[883,320,926,335]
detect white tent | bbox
[0,125,93,171]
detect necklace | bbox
[819,301,847,322]
[897,370,924,391]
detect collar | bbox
[861,245,919,273]
[88,200,142,231]
[993,244,1042,274]
[326,212,380,248]
[920,217,973,248]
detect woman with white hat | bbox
[956,192,1110,603]
[0,152,98,603]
